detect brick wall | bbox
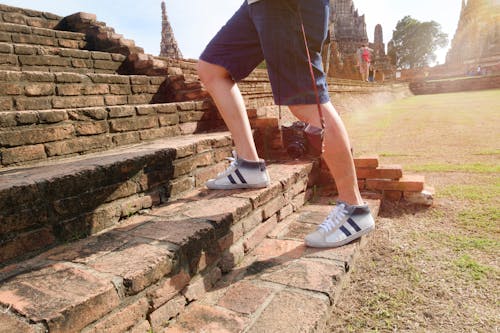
[409,74,500,95]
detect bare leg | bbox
[288,102,363,206]
[197,60,259,162]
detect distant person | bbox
[368,64,375,82]
[197,0,375,248]
[356,43,373,82]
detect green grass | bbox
[453,255,494,281]
[438,183,500,201]
[406,163,500,173]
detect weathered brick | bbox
[166,303,248,332]
[0,312,40,333]
[67,107,107,121]
[0,124,74,146]
[243,215,278,253]
[71,58,93,69]
[56,84,82,96]
[0,227,55,262]
[154,103,177,114]
[91,51,112,60]
[159,113,179,127]
[109,116,158,132]
[54,72,87,83]
[57,39,81,49]
[130,76,150,85]
[104,95,128,106]
[83,297,149,333]
[89,74,129,84]
[16,110,38,124]
[107,105,136,118]
[127,94,153,105]
[0,112,16,127]
[0,43,13,53]
[52,96,105,109]
[0,262,121,333]
[182,267,222,302]
[60,48,90,58]
[88,242,175,295]
[1,144,47,165]
[38,109,68,123]
[31,27,55,37]
[0,53,17,65]
[147,270,191,308]
[24,83,54,96]
[218,281,273,315]
[94,60,120,71]
[149,296,186,332]
[83,84,109,95]
[74,121,108,135]
[366,174,425,192]
[45,135,111,156]
[112,131,141,145]
[14,44,37,55]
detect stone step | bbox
[0,70,173,112]
[0,99,225,167]
[0,159,317,333]
[0,131,234,265]
[162,198,380,333]
[0,4,62,29]
[0,22,86,50]
[0,42,126,74]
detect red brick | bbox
[233,182,282,209]
[218,281,273,315]
[261,259,344,301]
[0,262,120,333]
[0,227,55,262]
[250,117,279,128]
[128,320,151,333]
[262,195,286,219]
[148,270,191,309]
[247,290,329,333]
[354,156,379,168]
[356,164,403,180]
[182,267,222,302]
[150,295,186,332]
[88,243,175,295]
[220,241,245,273]
[83,297,149,333]
[243,215,278,253]
[366,174,425,192]
[165,303,248,333]
[1,144,47,165]
[384,190,403,201]
[0,312,40,333]
[251,238,306,262]
[74,121,108,135]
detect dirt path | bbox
[327,89,500,332]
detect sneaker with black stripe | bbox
[206,151,270,190]
[304,201,374,248]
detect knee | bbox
[197,60,229,87]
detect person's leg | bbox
[288,103,363,206]
[197,60,259,162]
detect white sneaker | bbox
[304,201,374,248]
[206,151,270,190]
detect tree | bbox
[388,16,448,69]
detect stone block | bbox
[0,82,22,95]
[0,227,55,262]
[15,110,39,124]
[52,96,105,109]
[159,113,180,127]
[74,121,108,136]
[1,144,47,165]
[366,174,425,192]
[38,110,68,123]
[88,242,175,295]
[0,262,121,333]
[14,96,52,110]
[243,215,278,253]
[104,95,128,106]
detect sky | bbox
[1,0,462,65]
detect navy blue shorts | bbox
[199,0,330,106]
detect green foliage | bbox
[388,15,448,69]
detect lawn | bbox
[327,89,500,332]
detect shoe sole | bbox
[305,224,375,248]
[206,181,270,190]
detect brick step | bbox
[0,131,234,265]
[0,99,225,167]
[0,42,126,74]
[0,159,317,333]
[165,198,381,332]
[0,70,172,112]
[0,22,86,50]
[0,4,62,29]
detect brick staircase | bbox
[0,4,432,332]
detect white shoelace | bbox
[319,203,348,232]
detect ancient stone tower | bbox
[325,0,368,79]
[446,0,500,72]
[160,0,183,59]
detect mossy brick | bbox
[1,144,46,165]
[0,262,121,333]
[44,135,112,156]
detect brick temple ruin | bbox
[0,1,463,332]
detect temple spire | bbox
[160,1,183,59]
